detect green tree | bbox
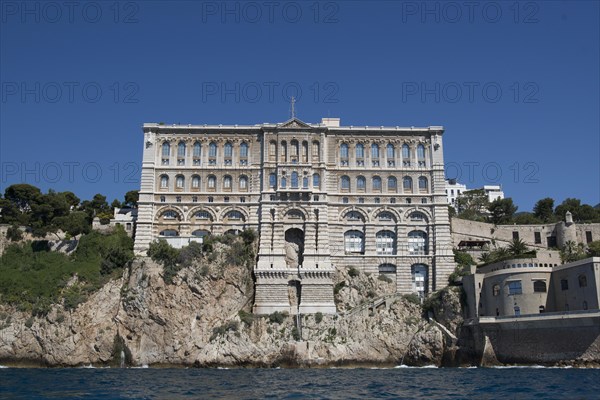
[488,198,518,225]
[4,184,42,212]
[560,240,587,263]
[79,193,113,225]
[508,238,528,256]
[587,241,600,257]
[123,190,139,208]
[513,212,542,225]
[456,189,489,221]
[533,197,555,222]
[448,205,456,219]
[111,199,122,210]
[554,198,600,222]
[53,211,91,237]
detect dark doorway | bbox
[284,228,304,268]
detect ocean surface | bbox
[1,366,599,399]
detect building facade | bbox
[134,117,454,314]
[445,178,467,209]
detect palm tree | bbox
[508,238,528,256]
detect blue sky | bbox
[1,0,599,211]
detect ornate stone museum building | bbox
[134,117,454,314]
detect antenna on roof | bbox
[290,96,296,119]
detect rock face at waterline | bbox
[0,256,458,367]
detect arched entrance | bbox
[284,228,304,268]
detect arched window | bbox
[312,173,320,188]
[410,212,426,221]
[192,229,210,238]
[376,230,396,255]
[340,143,349,164]
[177,141,186,157]
[418,176,428,192]
[417,144,426,166]
[388,176,397,191]
[162,142,170,157]
[191,175,201,189]
[225,210,245,221]
[579,275,588,287]
[373,176,382,191]
[223,175,232,190]
[224,142,233,158]
[224,142,233,165]
[159,229,179,237]
[493,284,500,296]
[402,144,411,167]
[312,141,320,161]
[209,142,217,165]
[160,175,169,189]
[344,211,364,221]
[195,211,211,220]
[403,176,413,192]
[240,142,248,158]
[377,212,395,222]
[408,230,428,255]
[193,141,201,157]
[412,264,428,298]
[303,176,309,188]
[281,176,287,188]
[533,280,547,292]
[269,173,277,188]
[209,142,217,157]
[280,141,287,162]
[208,175,216,189]
[356,143,364,159]
[291,171,299,188]
[162,210,179,220]
[371,143,379,159]
[239,175,248,190]
[341,175,350,191]
[175,175,184,189]
[386,143,396,161]
[344,230,364,254]
[379,264,397,274]
[357,176,366,190]
[402,144,410,158]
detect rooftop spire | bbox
[290,96,296,119]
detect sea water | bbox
[1,366,599,399]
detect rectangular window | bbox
[586,231,593,243]
[560,279,568,291]
[507,281,522,295]
[534,232,541,244]
[512,231,519,240]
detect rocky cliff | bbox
[0,252,460,367]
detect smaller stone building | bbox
[463,257,600,318]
